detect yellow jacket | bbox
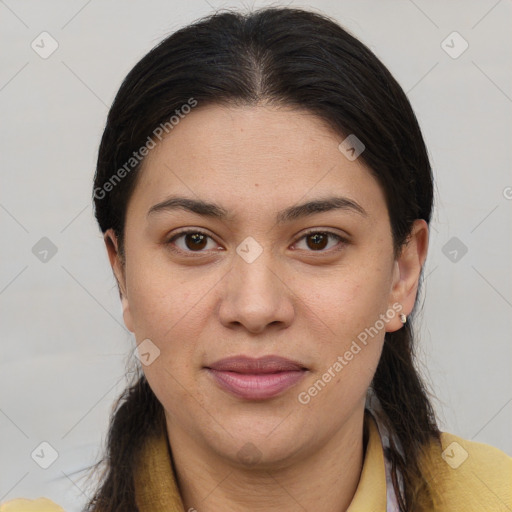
[2,415,511,511]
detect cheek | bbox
[295,273,387,414]
[145,363,209,433]
[297,262,393,345]
[124,257,218,384]
[291,258,391,406]
[125,255,200,337]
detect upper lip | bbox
[206,355,307,374]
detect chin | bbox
[204,417,309,467]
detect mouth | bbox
[205,355,308,400]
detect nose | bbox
[217,248,295,334]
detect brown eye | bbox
[184,232,208,251]
[293,231,346,252]
[167,230,218,253]
[306,232,329,250]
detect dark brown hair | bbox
[87,6,440,511]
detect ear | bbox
[104,229,134,333]
[386,219,429,333]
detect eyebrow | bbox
[147,195,367,222]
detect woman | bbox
[3,6,510,512]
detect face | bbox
[105,104,427,468]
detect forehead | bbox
[144,104,348,171]
[128,104,387,222]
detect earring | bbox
[399,313,407,324]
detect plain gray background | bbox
[1,0,511,509]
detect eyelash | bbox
[165,228,348,256]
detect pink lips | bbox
[205,355,308,400]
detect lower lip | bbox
[206,369,306,400]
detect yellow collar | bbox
[134,413,387,511]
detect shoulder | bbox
[421,431,512,511]
[0,498,65,512]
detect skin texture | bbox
[105,104,428,512]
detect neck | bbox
[165,409,366,512]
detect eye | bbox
[166,229,221,254]
[292,230,347,252]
